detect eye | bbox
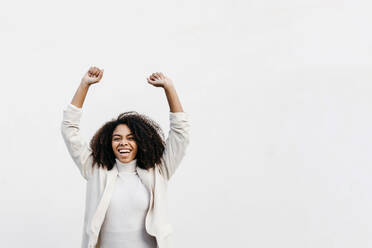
[113,138,120,141]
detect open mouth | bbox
[118,149,131,155]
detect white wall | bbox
[1,0,371,247]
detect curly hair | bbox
[89,111,166,171]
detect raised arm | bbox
[147,72,190,180]
[61,66,104,180]
[71,66,104,108]
[147,72,183,113]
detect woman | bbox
[61,66,190,248]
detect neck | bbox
[115,158,137,165]
[115,158,137,174]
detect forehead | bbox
[113,124,133,135]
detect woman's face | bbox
[112,124,138,163]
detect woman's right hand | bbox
[81,66,104,86]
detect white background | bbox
[1,0,372,247]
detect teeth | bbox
[119,149,130,153]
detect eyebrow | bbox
[112,133,134,137]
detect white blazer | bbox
[61,104,190,248]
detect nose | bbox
[119,139,129,146]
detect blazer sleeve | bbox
[158,111,190,180]
[60,103,94,181]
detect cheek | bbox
[132,142,138,151]
[112,142,117,151]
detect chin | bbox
[117,156,135,163]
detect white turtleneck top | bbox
[99,158,157,248]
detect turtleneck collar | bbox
[115,158,137,175]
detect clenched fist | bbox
[147,72,173,88]
[81,66,104,86]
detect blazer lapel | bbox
[136,166,154,191]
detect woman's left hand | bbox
[147,72,173,88]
